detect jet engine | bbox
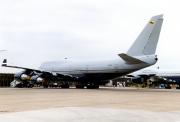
[14,72,30,83]
[30,75,45,84]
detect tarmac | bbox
[0,87,180,121]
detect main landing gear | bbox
[44,82,69,88]
[76,84,85,89]
[75,81,99,89]
[43,81,100,89]
[86,82,99,89]
[61,83,70,88]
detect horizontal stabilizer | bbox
[118,53,146,64]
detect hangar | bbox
[0,73,14,87]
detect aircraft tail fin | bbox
[2,59,7,66]
[127,14,163,56]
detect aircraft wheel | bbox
[86,85,99,89]
[95,85,99,89]
[29,84,34,88]
[165,86,171,89]
[86,85,92,89]
[44,85,48,88]
[176,87,180,89]
[76,85,84,89]
[61,85,69,88]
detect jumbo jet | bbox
[2,14,164,89]
[128,68,180,85]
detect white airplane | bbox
[2,14,164,89]
[129,68,180,83]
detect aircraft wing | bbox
[2,59,42,73]
[2,59,78,81]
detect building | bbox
[0,73,14,87]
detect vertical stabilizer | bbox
[127,15,163,56]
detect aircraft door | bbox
[69,66,72,73]
[47,63,53,71]
[86,65,88,73]
[114,64,119,72]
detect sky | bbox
[0,0,179,73]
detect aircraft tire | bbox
[43,85,48,88]
[86,85,99,89]
[165,86,171,89]
[176,87,180,89]
[86,85,92,89]
[95,85,99,89]
[76,85,84,89]
[28,84,34,88]
[61,85,69,88]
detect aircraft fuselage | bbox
[38,54,157,81]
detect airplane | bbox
[2,14,164,89]
[128,68,180,86]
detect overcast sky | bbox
[0,0,179,73]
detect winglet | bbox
[118,53,146,64]
[2,59,7,66]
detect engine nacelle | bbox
[30,75,45,84]
[14,72,30,83]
